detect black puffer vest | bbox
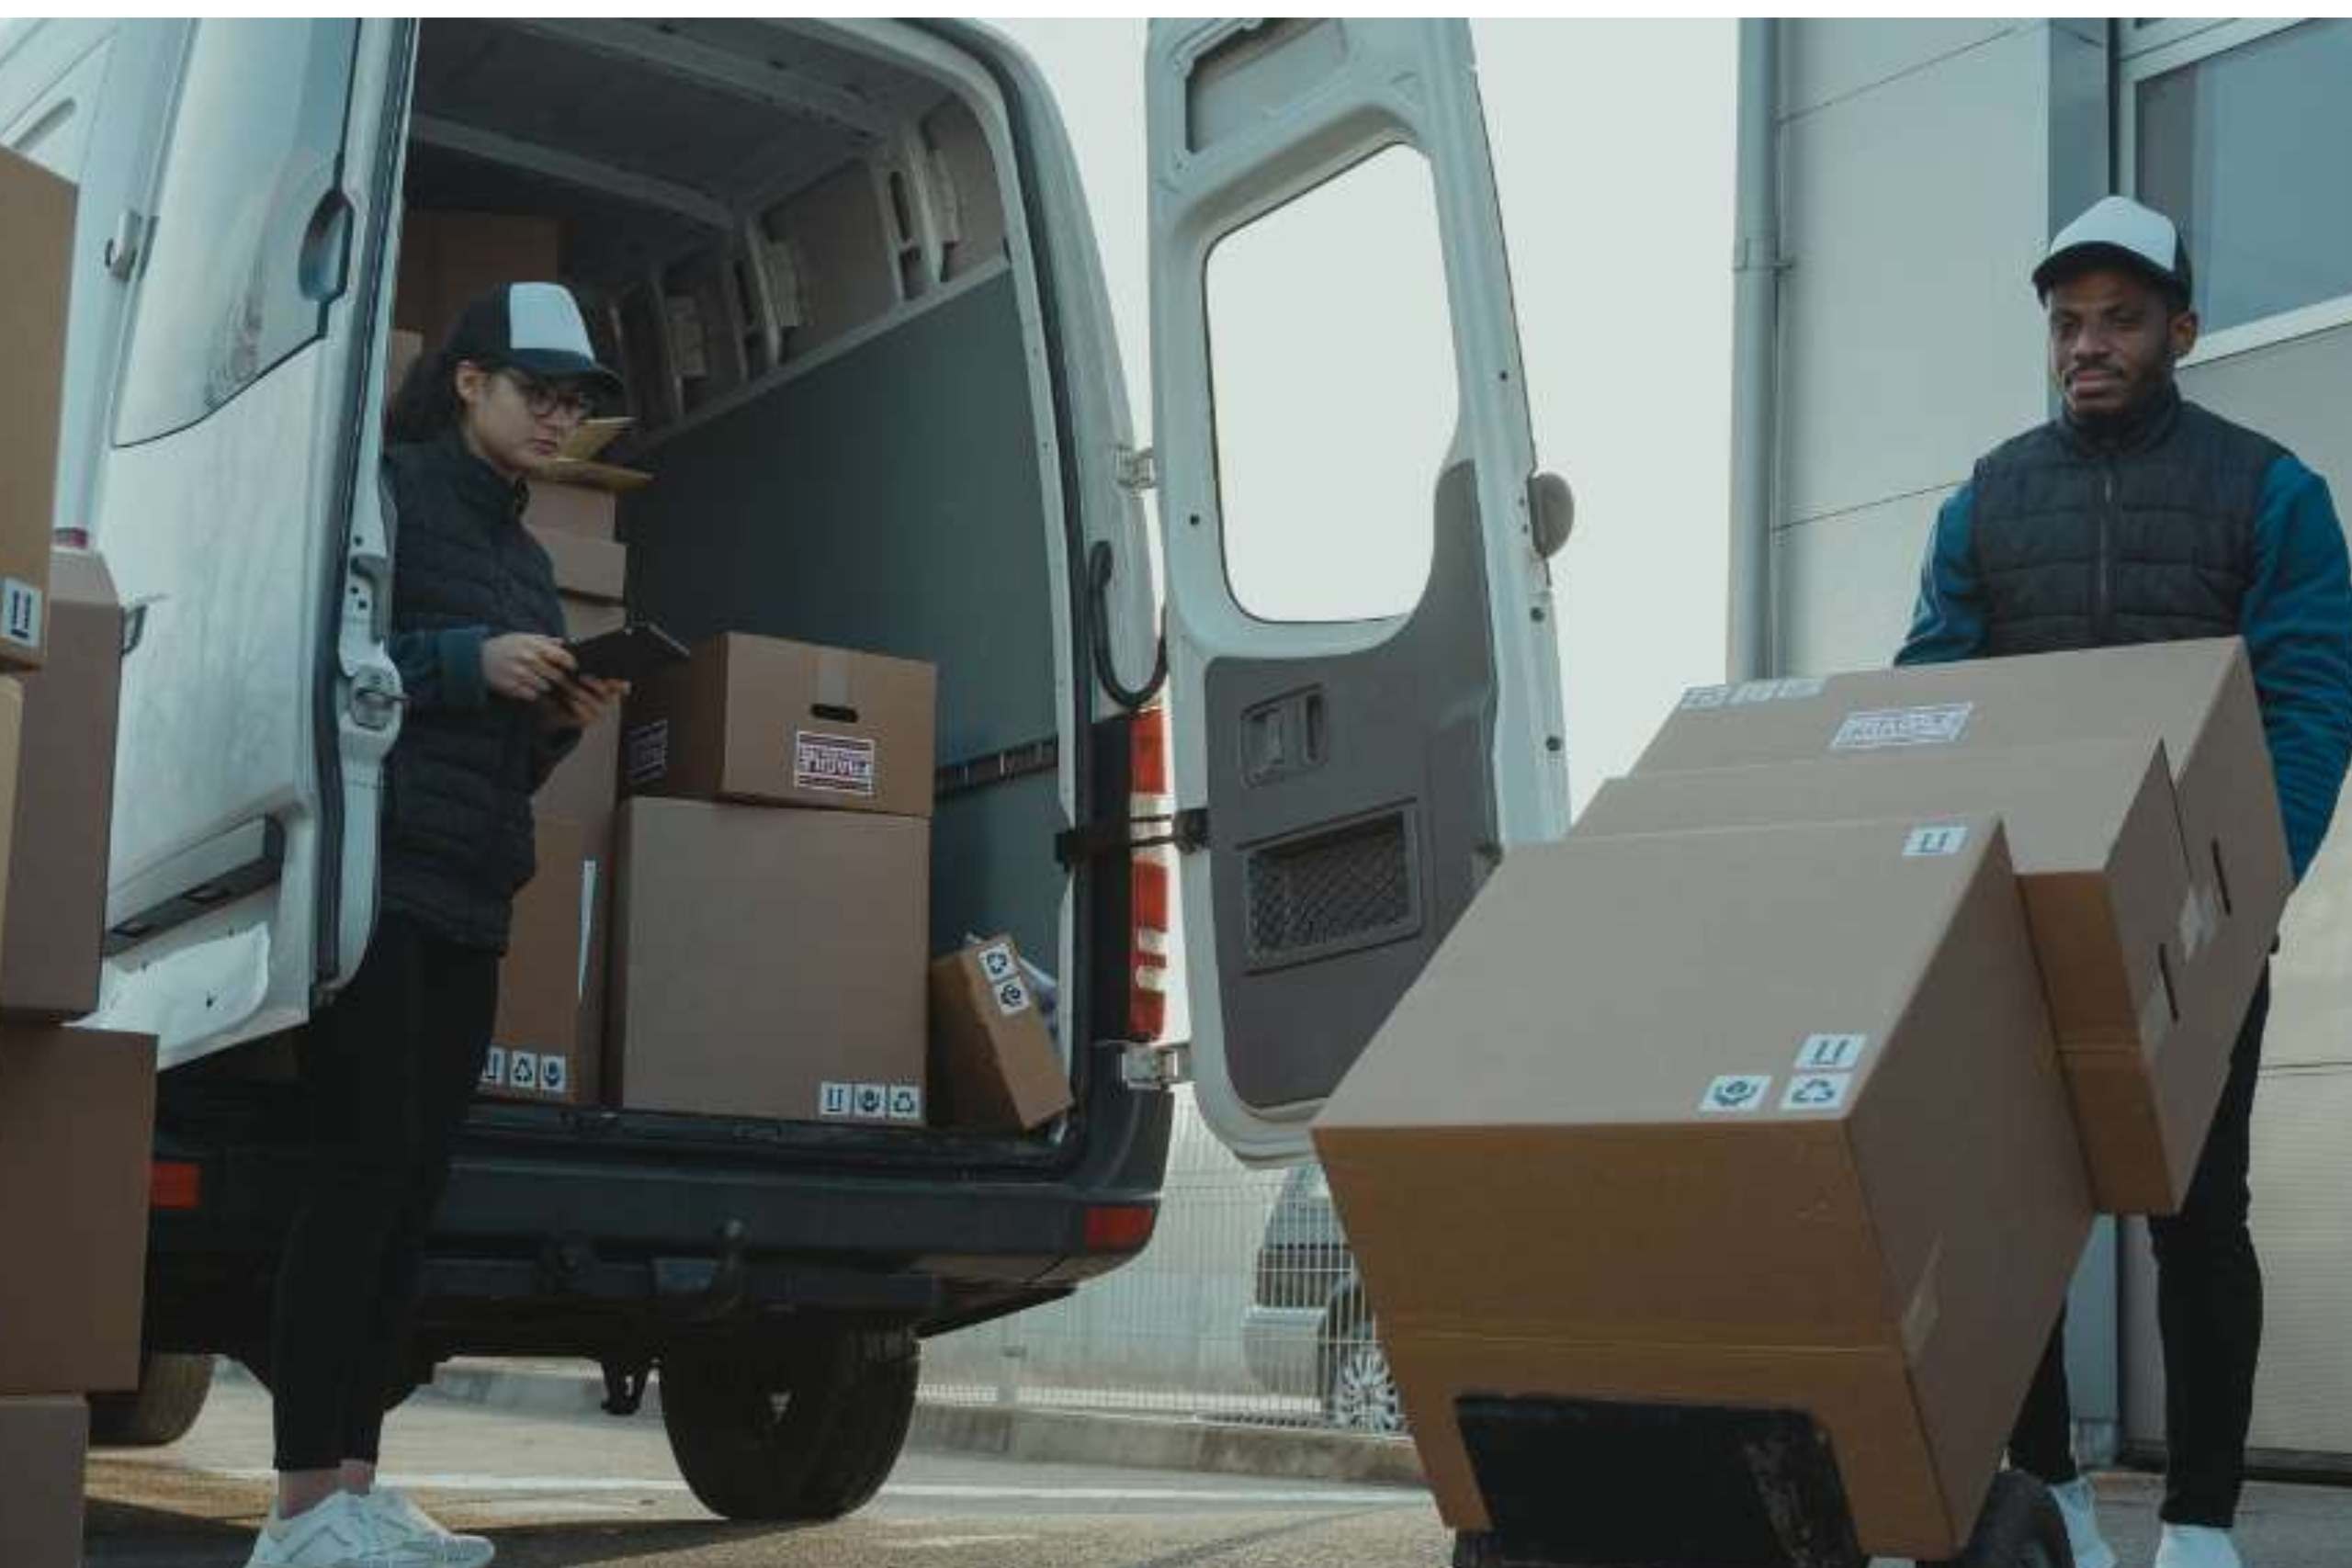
[1970,388,2284,655]
[380,432,567,951]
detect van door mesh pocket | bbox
[1242,808,1419,971]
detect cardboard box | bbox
[395,209,563,346]
[0,1396,86,1568]
[1640,641,2287,1197]
[1313,818,2091,1560]
[929,936,1071,1132]
[483,814,601,1106]
[1576,740,2203,1211]
[525,480,618,542]
[610,797,929,1123]
[531,525,624,603]
[625,635,937,819]
[4,552,119,1020]
[0,146,74,670]
[0,1028,157,1393]
[385,327,424,406]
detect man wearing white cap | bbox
[1898,196,2352,1568]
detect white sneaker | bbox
[360,1487,495,1568]
[2051,1478,2119,1568]
[243,1491,432,1567]
[2155,1524,2245,1568]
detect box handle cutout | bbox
[812,703,860,724]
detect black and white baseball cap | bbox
[2032,195,2195,307]
[447,281,623,397]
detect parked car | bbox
[1241,1164,1403,1434]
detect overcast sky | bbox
[990,18,1737,807]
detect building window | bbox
[2126,18,2352,340]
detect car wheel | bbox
[1324,1315,1406,1435]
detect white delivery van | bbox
[0,17,1567,1515]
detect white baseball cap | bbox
[2032,195,2194,306]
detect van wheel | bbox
[1922,1471,2074,1568]
[660,1329,919,1522]
[89,1352,217,1448]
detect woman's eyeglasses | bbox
[501,370,594,422]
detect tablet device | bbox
[564,621,689,684]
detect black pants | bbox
[2010,973,2269,1528]
[269,910,499,1471]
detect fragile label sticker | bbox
[0,579,41,650]
[1903,823,1970,858]
[1830,702,1974,752]
[1795,1032,1869,1072]
[795,730,876,797]
[624,720,671,785]
[1699,1074,1772,1114]
[1781,1072,1853,1113]
[887,1085,923,1122]
[819,1082,854,1120]
[482,1046,507,1087]
[978,942,1032,1016]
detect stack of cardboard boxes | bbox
[612,634,940,1124]
[1,145,161,1568]
[1316,640,2286,1561]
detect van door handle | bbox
[297,187,356,303]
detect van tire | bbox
[88,1352,216,1448]
[660,1329,919,1522]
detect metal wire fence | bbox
[919,1087,1406,1437]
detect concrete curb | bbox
[393,1359,1426,1488]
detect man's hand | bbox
[482,634,579,703]
[542,674,630,730]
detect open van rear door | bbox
[1148,19,1569,1164]
[87,19,409,1066]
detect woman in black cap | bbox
[246,283,628,1568]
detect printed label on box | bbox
[978,942,1032,1016]
[820,1082,854,1120]
[509,1052,541,1091]
[1902,823,1970,858]
[887,1085,923,1122]
[1781,1072,1853,1113]
[1795,1032,1869,1072]
[1679,684,1731,711]
[625,720,671,785]
[794,730,876,796]
[540,1054,569,1097]
[1728,680,1781,705]
[854,1082,890,1120]
[1773,676,1826,699]
[1699,1074,1771,1114]
[1830,702,1974,751]
[482,1046,507,1087]
[0,578,41,649]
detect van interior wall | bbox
[622,270,1066,967]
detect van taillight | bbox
[1129,705,1171,1043]
[1083,1202,1157,1252]
[151,1159,202,1211]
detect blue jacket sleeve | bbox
[2242,455,2352,882]
[389,626,490,713]
[1894,484,1986,666]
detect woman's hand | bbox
[542,674,630,730]
[482,633,577,703]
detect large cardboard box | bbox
[0,145,74,670]
[4,552,119,1020]
[625,635,937,819]
[1314,817,2091,1561]
[0,1395,87,1568]
[537,599,626,837]
[0,1028,157,1393]
[1639,641,2287,1195]
[611,798,928,1123]
[531,525,624,604]
[395,209,563,347]
[1577,740,2203,1211]
[483,814,602,1107]
[525,480,618,542]
[928,936,1071,1132]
